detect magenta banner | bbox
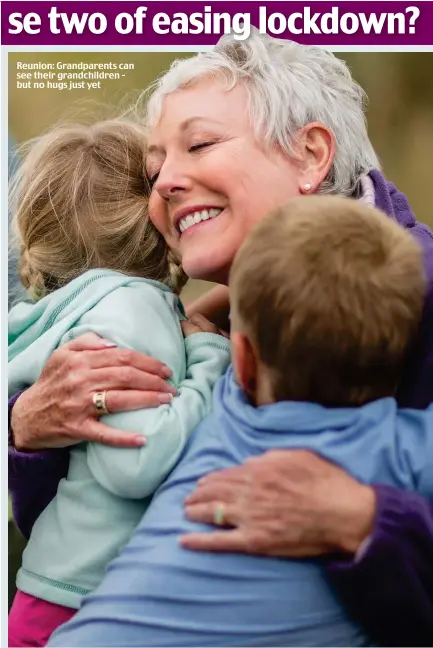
[1,1,431,46]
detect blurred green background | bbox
[9,51,433,253]
[7,50,433,605]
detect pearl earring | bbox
[303,183,312,192]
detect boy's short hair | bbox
[230,196,426,406]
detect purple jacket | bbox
[8,170,433,646]
[370,170,433,409]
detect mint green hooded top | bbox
[8,269,231,609]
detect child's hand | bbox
[181,314,229,339]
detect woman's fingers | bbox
[189,313,221,335]
[62,332,115,351]
[103,389,174,414]
[180,320,202,337]
[10,334,177,451]
[184,502,237,527]
[78,347,173,379]
[181,314,229,339]
[91,367,176,395]
[84,419,146,448]
[180,529,247,553]
[184,482,238,506]
[183,450,376,558]
[197,465,247,487]
[64,334,173,380]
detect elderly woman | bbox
[9,33,433,646]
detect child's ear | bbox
[231,331,258,402]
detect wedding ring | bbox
[213,503,226,527]
[93,391,109,416]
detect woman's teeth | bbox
[179,208,222,233]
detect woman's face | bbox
[147,80,303,284]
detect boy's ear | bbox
[231,331,258,402]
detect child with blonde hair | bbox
[8,119,231,646]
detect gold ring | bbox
[213,503,226,527]
[93,391,109,416]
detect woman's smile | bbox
[147,80,302,284]
[175,206,225,234]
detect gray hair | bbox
[145,30,380,196]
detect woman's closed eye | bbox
[188,141,216,153]
[146,141,217,186]
[147,170,160,187]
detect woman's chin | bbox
[182,253,230,285]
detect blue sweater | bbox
[50,367,433,647]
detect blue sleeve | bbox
[396,405,433,497]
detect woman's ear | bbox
[231,331,258,403]
[296,122,336,194]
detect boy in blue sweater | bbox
[50,196,432,647]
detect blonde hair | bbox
[230,196,426,407]
[10,119,187,301]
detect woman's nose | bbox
[154,164,190,200]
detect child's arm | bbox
[63,283,231,500]
[86,333,230,499]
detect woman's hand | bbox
[182,450,376,557]
[185,285,230,332]
[11,333,177,451]
[181,314,229,339]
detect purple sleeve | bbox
[396,224,433,410]
[8,392,69,539]
[327,485,433,647]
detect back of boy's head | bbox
[10,119,187,300]
[229,196,426,407]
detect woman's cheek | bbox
[150,205,180,253]
[149,197,167,235]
